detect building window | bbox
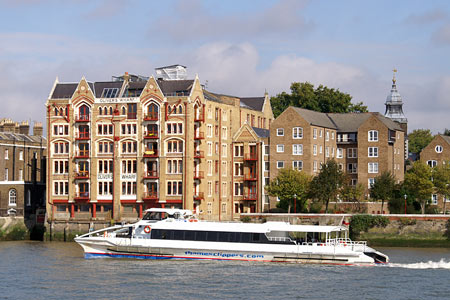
[207,202,212,215]
[436,145,443,153]
[53,124,69,136]
[347,163,357,174]
[234,145,244,157]
[167,181,183,196]
[53,181,69,195]
[277,128,284,136]
[319,146,323,154]
[54,160,69,174]
[166,122,183,135]
[313,145,317,156]
[277,161,284,169]
[207,142,212,156]
[293,161,303,171]
[351,179,357,186]
[331,132,335,140]
[368,162,379,173]
[222,127,227,139]
[98,141,113,154]
[121,182,137,195]
[26,190,31,206]
[277,145,284,153]
[431,194,438,205]
[98,160,113,174]
[8,189,16,206]
[368,178,375,188]
[208,181,212,197]
[265,161,270,171]
[4,168,8,181]
[292,144,303,155]
[347,148,357,158]
[292,127,303,139]
[167,140,184,154]
[313,128,317,139]
[207,125,213,138]
[222,182,227,197]
[121,141,137,154]
[167,159,183,174]
[98,124,113,135]
[427,160,437,168]
[4,149,8,160]
[234,183,243,196]
[368,130,378,142]
[221,202,227,213]
[98,182,113,196]
[319,129,323,138]
[122,160,137,174]
[313,161,318,172]
[368,147,378,157]
[19,150,23,161]
[234,163,243,176]
[120,123,137,135]
[337,148,343,158]
[325,147,330,158]
[222,161,227,176]
[264,145,269,155]
[326,131,329,141]
[222,144,227,157]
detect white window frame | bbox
[435,145,443,153]
[347,148,357,158]
[292,161,303,171]
[337,148,343,158]
[368,162,379,174]
[277,144,284,153]
[427,160,437,168]
[368,147,378,157]
[292,127,303,139]
[368,178,375,188]
[368,130,378,142]
[313,128,317,139]
[8,189,17,206]
[277,161,284,169]
[313,145,317,156]
[431,194,438,205]
[277,128,284,136]
[292,144,303,155]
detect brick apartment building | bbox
[0,119,46,218]
[420,134,450,212]
[45,65,273,223]
[269,107,405,209]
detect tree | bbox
[404,161,434,214]
[265,168,311,212]
[270,82,368,118]
[432,164,450,214]
[408,129,434,155]
[443,128,450,136]
[308,160,345,213]
[370,172,396,213]
[340,182,365,212]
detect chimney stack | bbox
[33,122,43,136]
[2,119,16,133]
[19,121,30,135]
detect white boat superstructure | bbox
[75,208,388,265]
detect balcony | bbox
[194,150,204,158]
[244,153,258,161]
[144,170,158,179]
[76,132,90,140]
[144,131,159,139]
[75,171,89,179]
[244,173,257,181]
[74,192,90,200]
[194,111,205,122]
[194,192,204,201]
[75,114,90,122]
[194,171,204,179]
[144,113,158,121]
[75,150,90,158]
[194,131,205,140]
[127,112,137,120]
[244,193,257,201]
[143,149,158,158]
[143,191,158,200]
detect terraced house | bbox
[45,65,273,223]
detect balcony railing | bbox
[144,131,159,139]
[144,113,158,121]
[194,171,204,179]
[244,153,258,161]
[75,171,89,179]
[194,111,205,122]
[144,170,158,179]
[194,150,204,158]
[75,114,90,122]
[244,193,257,200]
[127,112,137,120]
[244,173,257,181]
[76,132,90,140]
[74,192,90,200]
[194,131,205,140]
[75,150,90,158]
[143,149,158,157]
[194,192,204,200]
[143,191,158,200]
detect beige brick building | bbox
[0,119,46,218]
[269,107,405,209]
[45,66,273,222]
[420,134,450,212]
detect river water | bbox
[1,242,449,300]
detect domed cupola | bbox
[384,69,407,124]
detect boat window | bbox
[241,233,251,243]
[196,231,207,241]
[218,232,230,242]
[143,211,164,220]
[173,230,184,240]
[207,231,217,242]
[184,230,195,240]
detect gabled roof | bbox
[438,134,450,145]
[291,107,337,129]
[240,97,265,111]
[252,127,270,138]
[50,83,78,99]
[328,112,403,132]
[90,81,123,98]
[156,79,194,96]
[0,132,46,143]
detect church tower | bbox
[384,69,407,133]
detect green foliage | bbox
[432,164,450,213]
[308,201,323,213]
[5,224,28,240]
[308,160,345,213]
[0,229,4,239]
[340,182,365,202]
[399,218,417,227]
[349,214,390,239]
[443,128,450,136]
[445,219,450,240]
[404,161,434,214]
[268,207,287,213]
[270,82,368,118]
[370,171,396,212]
[241,216,251,223]
[408,129,434,154]
[266,168,311,212]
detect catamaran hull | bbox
[76,239,379,266]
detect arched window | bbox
[122,106,126,115]
[55,107,59,116]
[178,105,183,114]
[109,107,113,115]
[9,189,17,206]
[99,107,102,115]
[79,105,90,121]
[64,107,68,116]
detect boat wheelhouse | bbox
[75,208,388,265]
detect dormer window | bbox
[101,88,119,98]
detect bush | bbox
[268,207,287,213]
[309,202,322,213]
[241,216,251,223]
[445,219,450,240]
[350,214,390,239]
[5,224,28,240]
[399,218,417,227]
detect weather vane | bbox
[392,68,397,84]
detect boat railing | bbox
[326,238,367,251]
[267,236,293,243]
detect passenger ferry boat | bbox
[75,208,388,265]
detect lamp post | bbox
[404,194,407,215]
[294,194,297,214]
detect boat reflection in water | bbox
[75,208,388,265]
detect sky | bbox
[1,0,450,134]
